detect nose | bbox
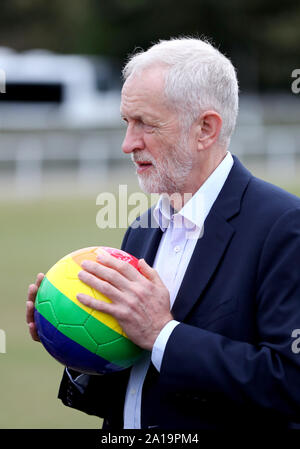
[122,123,145,154]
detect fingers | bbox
[36,273,45,288]
[96,251,140,282]
[80,260,130,292]
[77,293,130,325]
[138,258,162,284]
[77,293,117,316]
[26,273,44,342]
[28,321,40,342]
[27,273,45,305]
[27,283,38,305]
[26,300,40,341]
[78,268,123,303]
[26,290,36,324]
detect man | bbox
[27,37,300,429]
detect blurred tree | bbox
[0,0,299,92]
[0,0,90,52]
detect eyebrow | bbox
[120,112,143,120]
[120,112,160,125]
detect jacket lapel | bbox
[171,156,252,321]
[124,206,163,267]
[142,226,163,267]
[171,212,234,321]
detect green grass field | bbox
[1,180,299,428]
[0,194,126,429]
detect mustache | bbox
[131,152,156,165]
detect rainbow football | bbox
[34,246,143,374]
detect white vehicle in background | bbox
[0,47,122,129]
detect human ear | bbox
[196,110,223,151]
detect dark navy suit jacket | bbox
[58,156,300,429]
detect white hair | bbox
[122,37,239,145]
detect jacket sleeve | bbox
[58,367,130,422]
[159,207,300,419]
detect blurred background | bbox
[0,0,299,429]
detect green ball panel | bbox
[57,324,98,354]
[36,301,59,328]
[96,338,143,367]
[35,277,51,304]
[36,276,143,366]
[84,314,125,346]
[36,277,88,326]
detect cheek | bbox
[143,131,180,167]
[143,134,162,157]
[152,130,177,147]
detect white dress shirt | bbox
[123,151,234,428]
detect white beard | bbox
[132,137,194,195]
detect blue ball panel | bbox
[34,309,124,374]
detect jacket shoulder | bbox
[246,176,300,217]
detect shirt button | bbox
[174,245,181,253]
[130,388,136,395]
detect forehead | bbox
[120,67,170,118]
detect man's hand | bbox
[77,251,173,351]
[26,273,44,342]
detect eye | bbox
[143,122,155,133]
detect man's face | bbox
[120,67,194,195]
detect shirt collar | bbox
[153,193,176,232]
[153,151,234,232]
